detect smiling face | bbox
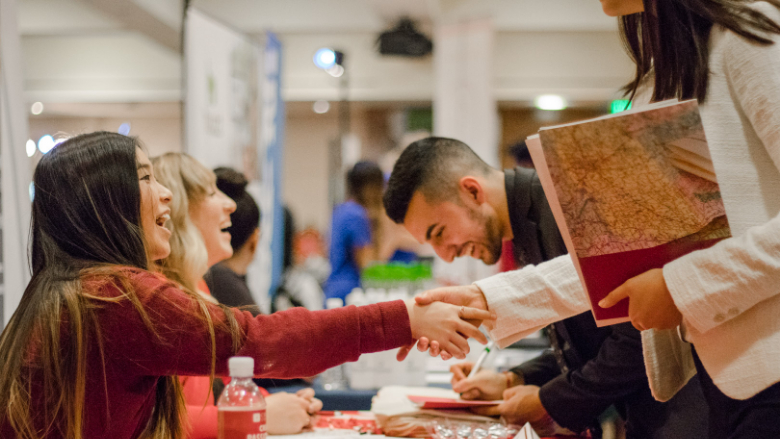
[599,0,645,16]
[403,190,504,265]
[136,148,173,261]
[189,184,237,267]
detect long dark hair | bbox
[214,167,261,252]
[0,132,186,439]
[31,132,148,272]
[621,0,780,102]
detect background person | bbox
[384,137,707,438]
[273,206,326,312]
[203,166,263,315]
[414,1,780,437]
[325,161,385,302]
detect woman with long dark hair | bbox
[416,1,780,437]
[0,132,492,439]
[597,1,780,437]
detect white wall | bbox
[28,115,182,158]
[495,31,633,102]
[282,108,337,232]
[22,33,181,103]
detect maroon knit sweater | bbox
[0,268,411,439]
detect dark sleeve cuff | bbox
[512,350,561,386]
[538,375,606,433]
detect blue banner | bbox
[258,32,285,298]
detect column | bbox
[432,16,499,285]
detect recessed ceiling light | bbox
[31,102,44,115]
[534,95,567,111]
[313,100,330,114]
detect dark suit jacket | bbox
[502,167,707,439]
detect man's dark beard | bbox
[478,212,503,265]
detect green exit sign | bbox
[610,99,632,114]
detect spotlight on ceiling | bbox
[314,48,345,73]
[314,48,335,69]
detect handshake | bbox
[400,284,563,435]
[401,283,494,362]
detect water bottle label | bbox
[218,409,266,439]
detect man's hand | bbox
[472,385,548,427]
[403,299,492,360]
[397,287,493,361]
[415,284,489,312]
[450,362,513,400]
[599,268,682,331]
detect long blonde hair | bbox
[151,152,243,394]
[152,153,214,294]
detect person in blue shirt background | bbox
[325,161,384,302]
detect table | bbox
[265,384,378,411]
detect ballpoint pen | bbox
[467,340,496,378]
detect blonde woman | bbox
[153,153,322,437]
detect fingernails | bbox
[598,299,607,307]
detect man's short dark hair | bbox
[509,140,533,166]
[383,137,492,224]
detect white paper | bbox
[513,423,540,439]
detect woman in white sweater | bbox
[415,0,780,437]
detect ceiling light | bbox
[26,139,37,157]
[37,135,56,154]
[327,65,345,78]
[313,100,330,114]
[534,95,567,111]
[31,102,44,115]
[314,48,336,70]
[118,123,131,136]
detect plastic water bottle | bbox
[217,357,267,439]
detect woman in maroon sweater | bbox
[0,132,491,439]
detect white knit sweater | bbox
[476,2,780,400]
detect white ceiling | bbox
[16,0,632,106]
[19,0,618,35]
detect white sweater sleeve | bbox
[664,8,780,334]
[474,254,590,348]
